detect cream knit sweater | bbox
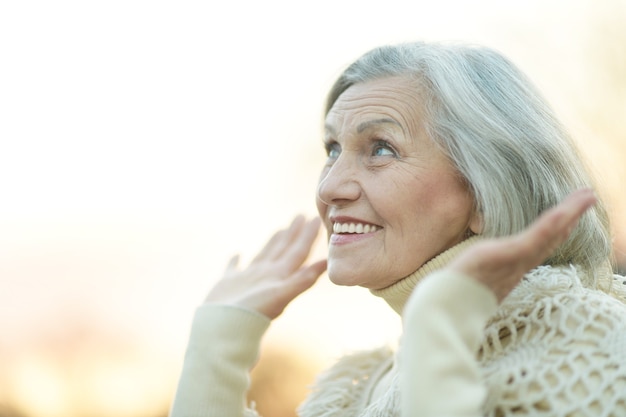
[170,238,626,417]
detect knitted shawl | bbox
[296,240,626,417]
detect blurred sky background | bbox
[1,0,625,416]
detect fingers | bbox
[517,188,596,266]
[265,259,328,319]
[251,216,323,278]
[251,215,306,263]
[206,216,327,319]
[280,217,323,273]
[285,259,328,294]
[448,188,598,303]
[554,188,597,233]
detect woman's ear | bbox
[469,210,484,235]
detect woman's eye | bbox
[325,142,341,158]
[373,140,396,157]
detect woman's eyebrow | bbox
[324,123,336,136]
[324,118,402,136]
[356,118,402,133]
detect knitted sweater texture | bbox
[170,238,626,417]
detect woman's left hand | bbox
[447,188,597,303]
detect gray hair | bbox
[326,42,613,280]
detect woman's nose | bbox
[317,156,361,206]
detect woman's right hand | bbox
[204,215,327,320]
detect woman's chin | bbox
[329,277,359,287]
[327,268,363,287]
[327,265,381,288]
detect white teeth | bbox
[333,222,378,234]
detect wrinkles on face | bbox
[326,85,424,145]
[317,76,477,289]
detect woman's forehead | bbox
[325,77,423,134]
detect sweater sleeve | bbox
[169,304,271,417]
[400,270,498,417]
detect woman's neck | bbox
[370,236,481,315]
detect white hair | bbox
[326,42,613,280]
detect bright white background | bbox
[1,1,625,416]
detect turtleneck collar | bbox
[370,236,481,315]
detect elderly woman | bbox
[170,42,626,416]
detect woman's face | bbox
[316,76,480,290]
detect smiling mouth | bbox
[333,222,379,234]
